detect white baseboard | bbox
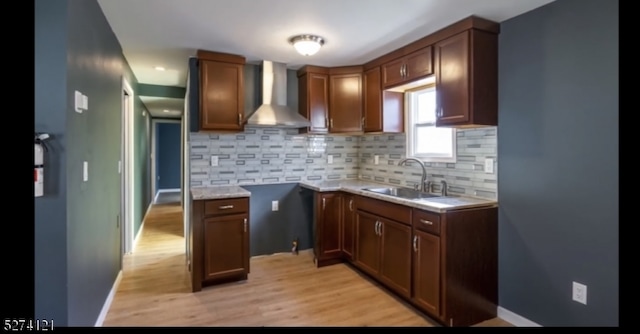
[133,219,145,252]
[95,270,123,327]
[154,188,181,203]
[157,188,181,193]
[497,306,542,327]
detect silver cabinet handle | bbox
[419,219,433,225]
[244,218,247,233]
[404,64,409,77]
[349,199,353,212]
[219,205,234,210]
[330,118,334,129]
[238,113,242,125]
[325,117,329,127]
[361,117,365,129]
[374,221,379,236]
[399,64,403,77]
[413,235,418,252]
[322,197,326,210]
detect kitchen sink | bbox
[362,187,441,200]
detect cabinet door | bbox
[329,73,363,133]
[404,46,433,81]
[200,60,244,131]
[299,72,329,133]
[203,214,248,281]
[382,58,406,88]
[363,67,382,132]
[435,31,470,126]
[342,194,356,260]
[318,193,342,260]
[378,218,412,299]
[354,211,380,277]
[412,229,441,317]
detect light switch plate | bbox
[210,156,218,166]
[83,161,89,182]
[75,91,83,113]
[485,158,494,174]
[272,201,279,211]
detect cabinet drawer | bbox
[204,198,249,216]
[412,209,441,235]
[355,196,411,226]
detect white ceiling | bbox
[97,0,554,115]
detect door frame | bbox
[151,118,182,200]
[121,78,135,256]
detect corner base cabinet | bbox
[190,197,250,292]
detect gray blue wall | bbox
[498,0,618,326]
[241,184,314,256]
[35,0,69,323]
[35,0,152,325]
[156,122,182,190]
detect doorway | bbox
[151,119,182,205]
[121,78,135,258]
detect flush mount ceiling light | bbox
[289,35,325,56]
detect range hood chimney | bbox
[245,61,311,128]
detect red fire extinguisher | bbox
[35,133,50,197]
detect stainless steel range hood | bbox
[245,61,311,128]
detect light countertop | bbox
[190,185,250,200]
[191,179,497,213]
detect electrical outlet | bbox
[572,281,587,305]
[210,156,218,166]
[374,155,379,165]
[485,158,494,174]
[327,155,333,164]
[272,200,278,211]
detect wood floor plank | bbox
[103,202,513,327]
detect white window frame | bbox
[405,84,456,163]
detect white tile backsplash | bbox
[189,126,498,199]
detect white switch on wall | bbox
[210,156,219,166]
[485,158,494,174]
[83,161,89,181]
[327,155,333,164]
[272,200,279,211]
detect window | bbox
[406,85,456,162]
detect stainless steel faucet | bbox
[398,158,429,192]
[440,180,448,196]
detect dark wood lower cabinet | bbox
[313,192,343,267]
[353,196,412,300]
[312,191,497,327]
[342,194,356,261]
[190,197,250,292]
[412,229,441,317]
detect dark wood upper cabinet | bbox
[434,29,498,127]
[329,66,363,133]
[363,67,404,133]
[297,66,329,134]
[197,50,246,132]
[382,46,433,89]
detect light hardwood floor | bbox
[104,202,513,327]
